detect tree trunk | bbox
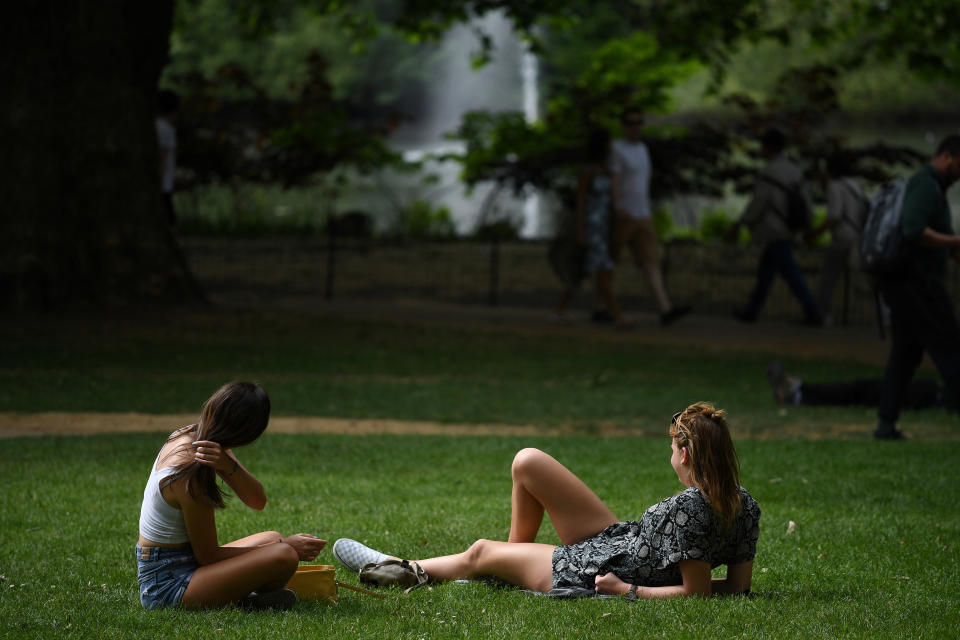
[1,1,202,309]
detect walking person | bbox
[874,134,960,439]
[136,381,326,609]
[577,128,634,329]
[156,89,180,226]
[806,154,870,325]
[765,362,945,410]
[333,403,760,598]
[609,107,691,326]
[728,128,824,326]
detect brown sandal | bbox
[358,559,429,593]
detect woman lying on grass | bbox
[334,402,760,598]
[136,381,325,610]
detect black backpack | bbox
[758,174,812,232]
[859,180,908,275]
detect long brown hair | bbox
[669,402,741,530]
[166,381,271,508]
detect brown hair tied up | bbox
[669,402,741,531]
[167,381,271,508]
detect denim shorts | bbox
[136,545,199,610]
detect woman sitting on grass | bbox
[334,402,760,598]
[136,381,325,610]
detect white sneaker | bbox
[332,538,390,573]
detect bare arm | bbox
[177,487,262,565]
[594,559,712,598]
[608,150,629,220]
[711,561,753,595]
[917,227,960,250]
[193,441,267,510]
[611,169,627,220]
[172,480,324,564]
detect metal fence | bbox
[182,236,960,326]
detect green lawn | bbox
[1,433,957,639]
[1,309,956,438]
[1,309,959,638]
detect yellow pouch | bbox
[286,565,386,602]
[286,565,338,602]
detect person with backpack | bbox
[805,154,870,325]
[728,128,824,326]
[873,134,960,440]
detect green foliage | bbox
[786,0,960,81]
[175,183,331,236]
[399,199,455,238]
[454,112,574,195]
[165,1,447,188]
[164,0,956,210]
[651,207,673,240]
[550,31,701,121]
[168,52,408,188]
[168,0,444,106]
[698,209,737,244]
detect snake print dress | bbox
[551,486,760,589]
[582,174,614,274]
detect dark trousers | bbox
[802,378,941,409]
[162,192,176,226]
[744,240,821,320]
[877,277,960,428]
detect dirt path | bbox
[0,412,586,439]
[5,411,956,441]
[3,298,941,440]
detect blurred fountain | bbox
[389,11,546,238]
[520,42,540,237]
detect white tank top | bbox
[138,447,189,544]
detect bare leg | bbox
[641,261,672,313]
[416,539,555,592]
[508,448,617,545]
[181,537,298,609]
[595,271,620,320]
[596,270,634,327]
[593,286,607,313]
[554,288,574,316]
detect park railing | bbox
[181,235,960,326]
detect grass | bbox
[2,308,959,638]
[1,433,958,639]
[1,308,956,438]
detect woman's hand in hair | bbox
[195,441,268,510]
[283,534,327,561]
[192,440,236,475]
